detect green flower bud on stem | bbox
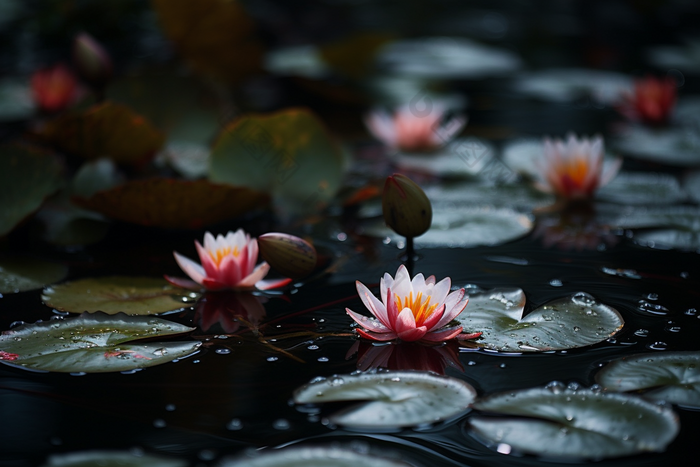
[258,233,318,279]
[73,32,113,90]
[382,173,432,238]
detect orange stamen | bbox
[395,291,439,326]
[208,246,240,265]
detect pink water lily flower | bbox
[365,106,465,152]
[166,230,291,292]
[535,134,621,200]
[346,265,480,343]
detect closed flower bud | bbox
[382,173,432,238]
[258,233,317,279]
[72,32,113,86]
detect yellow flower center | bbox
[560,156,589,187]
[395,291,439,326]
[209,246,240,265]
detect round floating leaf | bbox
[596,351,700,408]
[470,387,679,459]
[293,371,476,428]
[39,101,165,166]
[265,45,330,79]
[423,182,554,213]
[0,312,199,373]
[457,289,624,352]
[366,207,533,248]
[152,0,263,83]
[0,257,68,294]
[210,108,345,214]
[42,450,187,467]
[376,37,521,79]
[221,447,411,467]
[157,142,209,179]
[73,178,269,229]
[607,206,700,250]
[613,126,700,167]
[0,78,34,121]
[597,172,685,205]
[392,138,494,179]
[0,143,64,236]
[684,170,700,203]
[71,159,123,198]
[511,68,631,103]
[42,276,200,315]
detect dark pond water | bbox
[1,219,698,466]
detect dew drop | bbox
[165,404,176,412]
[198,450,216,461]
[648,341,668,350]
[549,279,563,287]
[468,361,477,366]
[307,344,319,351]
[266,356,278,362]
[227,419,243,430]
[273,419,290,430]
[545,381,566,393]
[215,348,231,355]
[499,363,507,369]
[634,329,649,337]
[153,419,166,428]
[686,308,697,316]
[573,326,581,332]
[329,377,345,386]
[317,357,329,362]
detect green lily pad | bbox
[470,386,680,459]
[0,143,64,237]
[597,172,685,205]
[607,206,700,250]
[613,126,700,167]
[457,289,624,352]
[0,312,199,373]
[42,450,187,467]
[42,276,200,315]
[209,108,345,214]
[393,138,494,179]
[73,178,269,229]
[685,171,700,203]
[157,142,209,179]
[366,207,533,248]
[221,447,411,467]
[0,78,34,121]
[293,371,476,428]
[38,101,165,167]
[0,257,68,294]
[596,351,700,408]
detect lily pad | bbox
[596,351,700,408]
[38,101,165,166]
[0,78,34,121]
[423,182,554,213]
[366,207,533,248]
[0,143,64,237]
[376,37,521,79]
[42,276,200,315]
[42,450,187,467]
[156,142,209,179]
[613,126,700,167]
[596,172,685,205]
[511,68,632,104]
[607,206,700,250]
[152,0,263,83]
[456,289,624,352]
[265,45,331,79]
[470,386,679,459]
[0,257,68,294]
[73,178,269,229]
[293,371,476,429]
[684,170,700,203]
[221,447,411,467]
[210,108,345,214]
[392,138,494,179]
[0,312,199,373]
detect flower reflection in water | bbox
[346,340,463,375]
[533,208,620,251]
[195,292,267,334]
[365,105,465,153]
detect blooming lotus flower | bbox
[534,134,621,200]
[620,76,676,126]
[166,230,291,292]
[346,265,480,343]
[30,64,79,113]
[365,106,465,152]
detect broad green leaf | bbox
[392,138,494,179]
[0,143,64,236]
[470,386,679,459]
[0,78,34,121]
[366,207,533,248]
[596,351,700,408]
[293,371,476,428]
[209,108,345,214]
[0,312,199,373]
[0,257,68,294]
[42,450,187,467]
[607,206,700,250]
[685,170,700,203]
[221,447,411,467]
[511,68,631,103]
[71,159,123,198]
[597,172,685,205]
[613,126,700,167]
[73,178,269,229]
[38,101,165,166]
[457,289,624,352]
[42,276,200,315]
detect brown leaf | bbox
[73,178,269,229]
[39,101,165,166]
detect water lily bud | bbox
[258,233,317,279]
[72,32,113,86]
[382,173,432,238]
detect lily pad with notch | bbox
[220,446,412,467]
[596,351,700,408]
[0,257,68,294]
[42,276,200,315]
[469,386,679,459]
[456,288,624,352]
[42,450,187,467]
[0,312,199,373]
[293,370,476,429]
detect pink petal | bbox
[346,308,392,333]
[422,326,464,343]
[218,255,241,288]
[256,277,292,290]
[163,275,202,291]
[456,331,483,340]
[357,328,398,342]
[394,307,417,334]
[422,304,445,331]
[429,277,451,305]
[434,292,468,329]
[201,278,230,291]
[195,241,219,279]
[397,326,428,342]
[238,262,270,289]
[356,281,392,328]
[173,252,206,285]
